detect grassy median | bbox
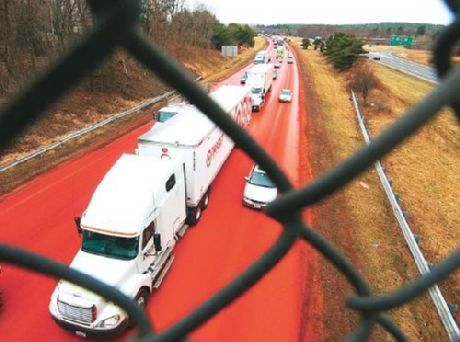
[294,40,455,341]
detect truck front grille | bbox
[57,299,94,324]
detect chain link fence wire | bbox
[0,0,459,341]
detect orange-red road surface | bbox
[0,43,316,341]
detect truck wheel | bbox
[186,206,201,226]
[135,289,149,309]
[194,206,202,223]
[128,288,149,328]
[202,190,210,209]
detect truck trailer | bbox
[49,85,253,338]
[245,64,274,111]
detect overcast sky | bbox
[191,0,453,25]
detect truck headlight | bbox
[97,314,120,328]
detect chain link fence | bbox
[0,0,459,341]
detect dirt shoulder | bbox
[294,40,452,341]
[0,38,266,196]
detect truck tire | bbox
[186,205,201,226]
[128,288,149,328]
[202,189,210,209]
[135,289,149,308]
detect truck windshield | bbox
[157,111,177,123]
[249,171,276,188]
[82,230,139,260]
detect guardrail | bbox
[0,91,175,173]
[351,91,460,341]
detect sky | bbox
[191,0,453,25]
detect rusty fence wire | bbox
[0,0,459,341]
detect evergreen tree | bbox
[301,38,311,49]
[416,25,426,36]
[324,33,366,70]
[313,38,322,50]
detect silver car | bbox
[278,89,293,103]
[243,165,277,209]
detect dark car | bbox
[240,72,248,84]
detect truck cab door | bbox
[138,222,156,277]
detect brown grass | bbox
[294,39,451,341]
[364,62,460,324]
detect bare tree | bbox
[349,65,380,104]
[49,0,91,52]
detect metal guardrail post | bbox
[351,91,460,341]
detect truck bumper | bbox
[51,314,129,339]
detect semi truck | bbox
[49,85,252,338]
[276,46,285,59]
[254,49,270,64]
[153,102,197,126]
[245,64,274,111]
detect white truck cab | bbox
[250,87,264,111]
[245,64,274,111]
[154,103,197,126]
[49,154,185,338]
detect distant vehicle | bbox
[274,61,281,69]
[372,56,381,61]
[245,64,275,111]
[278,89,293,103]
[240,72,248,84]
[287,55,294,64]
[254,50,270,64]
[273,70,277,80]
[276,46,285,58]
[243,164,277,209]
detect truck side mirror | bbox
[153,233,162,252]
[74,217,82,236]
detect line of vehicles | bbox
[48,43,294,338]
[49,85,254,338]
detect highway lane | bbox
[368,51,438,83]
[0,42,313,341]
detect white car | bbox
[274,61,281,69]
[243,165,277,209]
[287,55,294,64]
[278,89,293,103]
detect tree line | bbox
[257,23,444,39]
[0,0,255,95]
